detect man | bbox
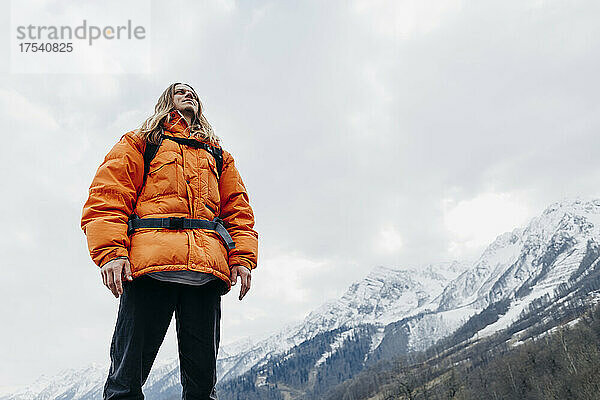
[81,82,258,399]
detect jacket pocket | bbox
[141,151,180,198]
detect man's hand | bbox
[230,265,251,300]
[101,257,133,298]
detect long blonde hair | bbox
[137,83,220,145]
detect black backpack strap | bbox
[142,134,163,188]
[210,146,223,178]
[130,134,163,220]
[162,135,223,177]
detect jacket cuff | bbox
[98,247,130,268]
[228,257,254,272]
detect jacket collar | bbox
[161,109,217,147]
[162,109,191,137]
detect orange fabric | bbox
[81,110,258,293]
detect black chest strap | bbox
[142,134,223,188]
[162,135,223,176]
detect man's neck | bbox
[181,110,193,127]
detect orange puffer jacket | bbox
[81,109,258,293]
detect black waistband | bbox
[127,215,235,250]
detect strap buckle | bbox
[127,214,139,235]
[168,217,185,230]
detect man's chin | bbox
[178,105,197,114]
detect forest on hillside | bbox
[325,300,600,400]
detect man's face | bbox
[173,84,199,115]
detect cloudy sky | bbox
[2,0,600,389]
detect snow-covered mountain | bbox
[371,198,600,362]
[5,198,600,400]
[217,260,468,381]
[0,358,179,400]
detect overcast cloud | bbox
[2,0,600,389]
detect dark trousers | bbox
[103,275,222,400]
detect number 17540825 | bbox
[18,42,73,52]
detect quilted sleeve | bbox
[81,131,145,268]
[219,149,259,271]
